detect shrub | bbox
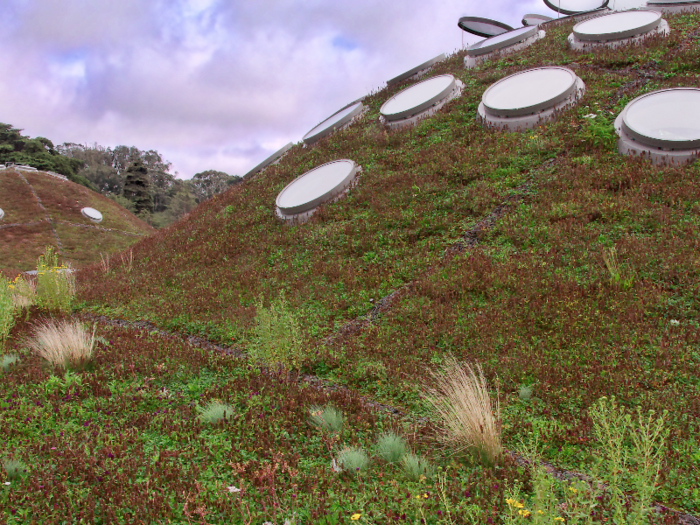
[0,276,15,350]
[2,458,27,481]
[36,247,75,312]
[376,432,407,463]
[252,292,304,371]
[401,452,434,481]
[423,357,501,466]
[308,405,344,435]
[336,447,369,473]
[1,354,19,372]
[197,400,235,424]
[28,319,96,370]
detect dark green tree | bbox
[190,170,240,203]
[122,160,153,214]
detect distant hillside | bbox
[0,167,154,271]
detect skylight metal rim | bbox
[620,87,700,149]
[380,74,456,122]
[387,54,446,86]
[243,142,294,180]
[302,102,365,145]
[543,0,610,15]
[522,13,553,26]
[572,9,662,42]
[467,26,540,57]
[81,207,103,223]
[482,67,579,118]
[275,159,359,216]
[457,16,513,38]
[0,208,4,220]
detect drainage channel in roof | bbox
[464,26,545,69]
[615,88,700,165]
[275,159,361,224]
[303,101,365,146]
[380,74,464,130]
[81,207,103,223]
[458,16,513,38]
[523,13,554,25]
[569,9,668,49]
[387,54,447,86]
[544,0,610,15]
[645,0,700,13]
[478,66,585,131]
[243,142,294,180]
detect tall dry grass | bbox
[423,357,501,466]
[28,319,96,370]
[11,276,36,311]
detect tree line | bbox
[0,122,240,228]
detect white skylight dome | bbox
[243,142,294,180]
[523,14,554,25]
[303,101,366,146]
[81,207,103,223]
[478,67,585,131]
[645,0,700,13]
[379,74,464,130]
[544,0,610,15]
[458,17,513,38]
[276,159,361,224]
[387,54,447,86]
[0,208,4,220]
[15,165,37,171]
[615,88,700,165]
[568,9,668,50]
[464,26,546,68]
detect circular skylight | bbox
[380,74,463,129]
[81,207,103,223]
[645,0,700,13]
[387,54,446,86]
[303,102,365,145]
[243,142,294,180]
[478,67,585,131]
[276,159,360,223]
[16,165,37,171]
[457,16,513,37]
[523,13,554,25]
[573,9,662,40]
[467,26,540,57]
[0,208,4,220]
[544,0,609,15]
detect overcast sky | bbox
[0,0,645,179]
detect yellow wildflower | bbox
[423,493,429,499]
[518,510,531,517]
[569,487,578,494]
[351,513,362,521]
[537,510,544,515]
[506,499,516,506]
[555,518,565,522]
[513,501,524,509]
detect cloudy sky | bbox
[0,0,644,179]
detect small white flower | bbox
[4,482,10,486]
[227,485,241,493]
[583,114,597,119]
[670,319,680,326]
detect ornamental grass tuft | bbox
[197,400,235,424]
[401,452,434,481]
[309,405,344,434]
[2,458,27,481]
[28,319,96,370]
[376,432,407,463]
[423,357,501,467]
[336,447,369,473]
[1,354,19,372]
[0,276,14,350]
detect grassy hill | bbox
[0,167,155,272]
[1,10,699,524]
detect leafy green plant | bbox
[252,291,304,371]
[36,247,75,312]
[309,405,344,435]
[0,276,15,351]
[336,447,369,473]
[376,432,407,463]
[580,112,616,150]
[1,354,19,372]
[401,452,434,481]
[197,400,235,424]
[28,319,96,370]
[2,458,27,481]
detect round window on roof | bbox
[464,26,546,68]
[276,160,361,224]
[387,54,446,86]
[380,74,464,130]
[615,88,700,164]
[243,142,294,180]
[0,208,4,220]
[81,207,103,223]
[478,67,585,131]
[303,101,365,146]
[544,0,609,15]
[569,9,668,49]
[645,0,700,13]
[523,13,553,25]
[457,16,513,37]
